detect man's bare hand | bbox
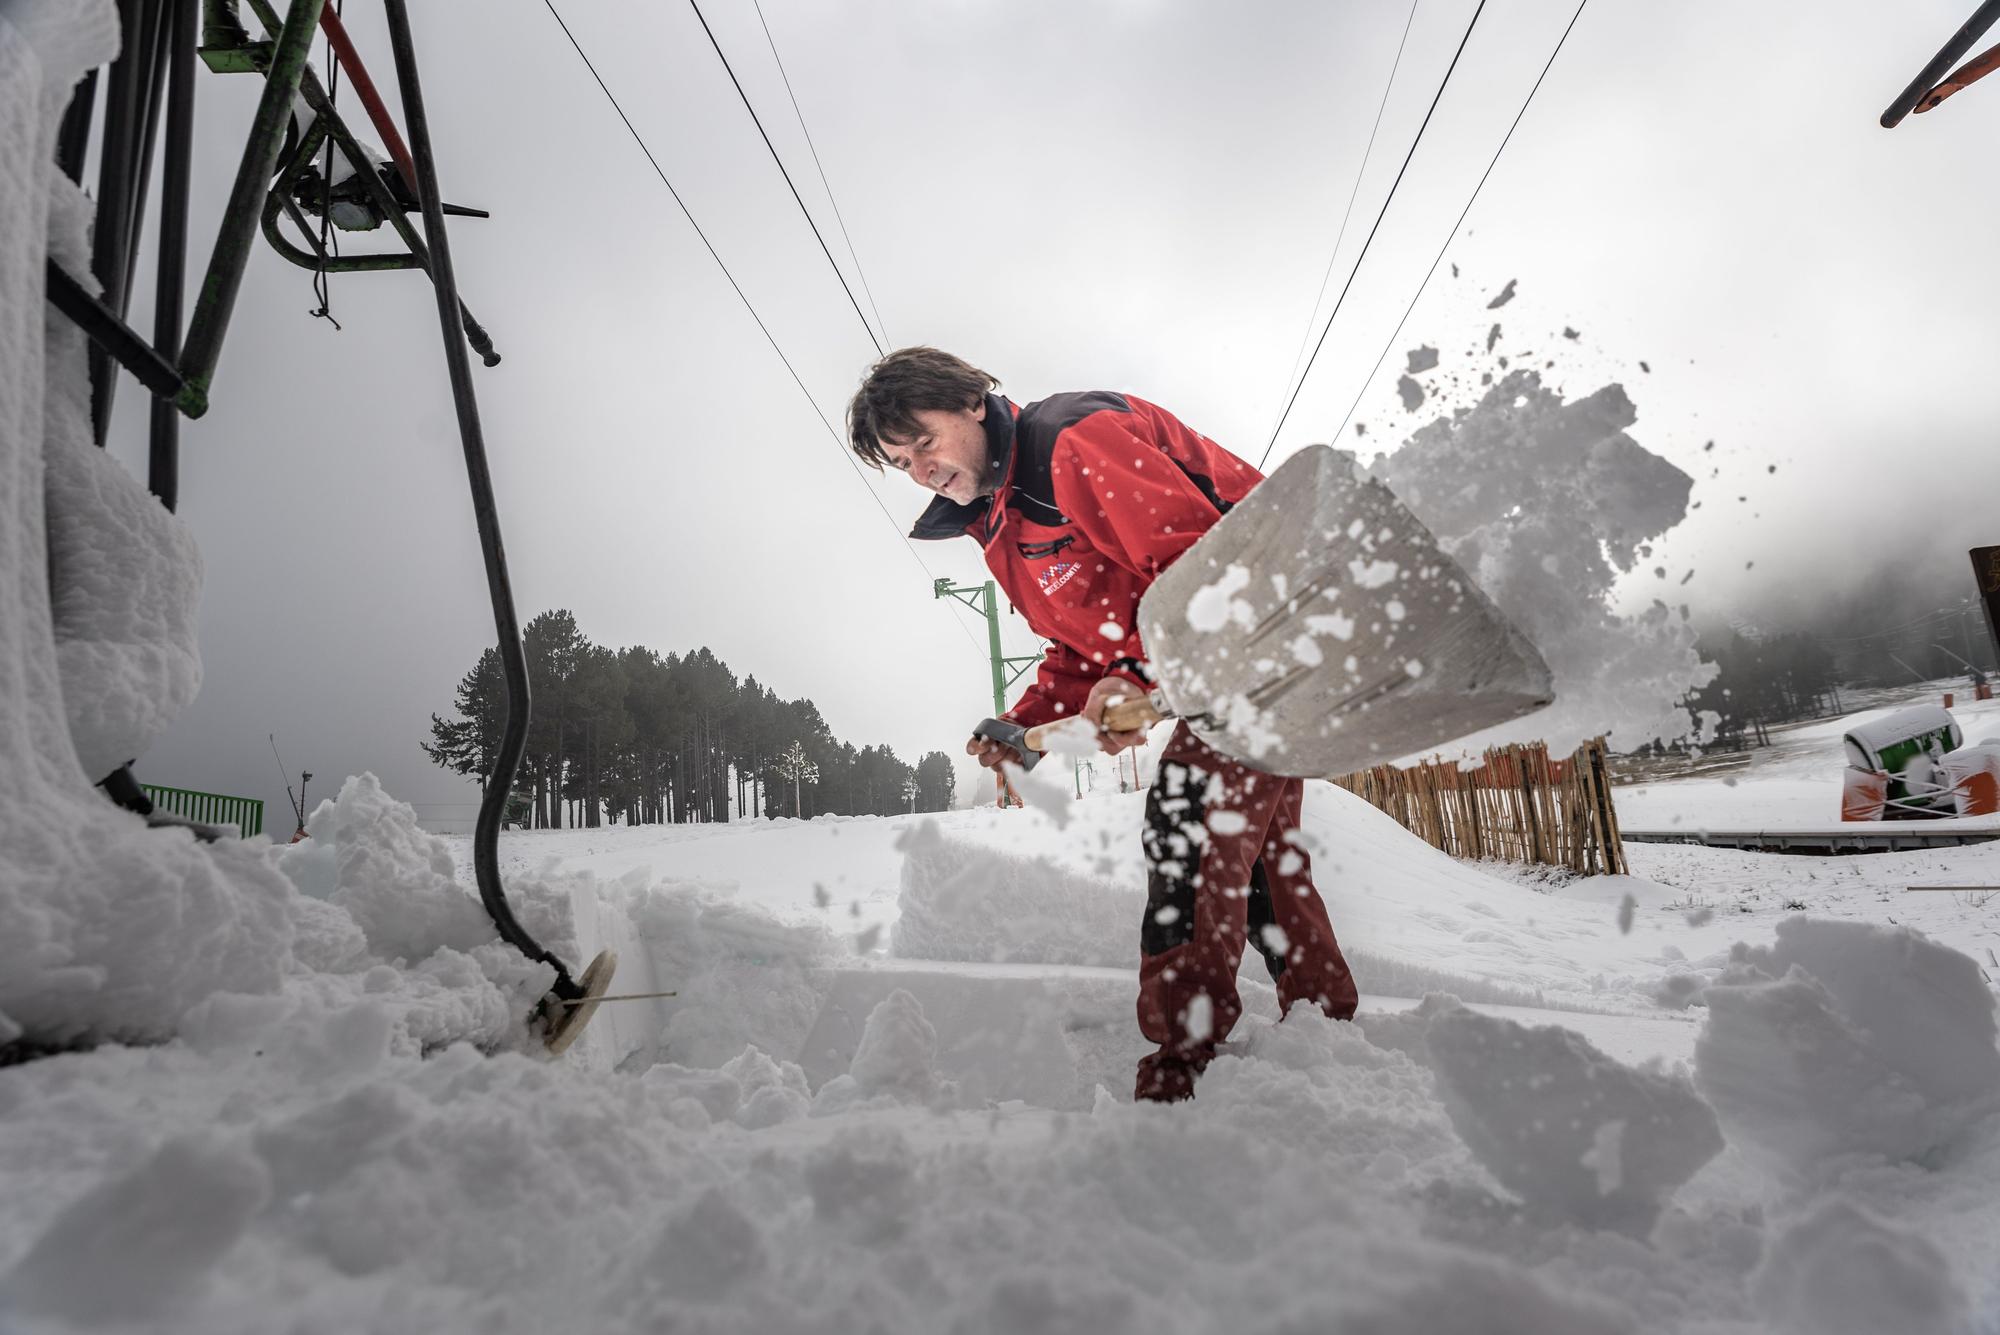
[1083,677,1148,756]
[966,735,1022,771]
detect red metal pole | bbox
[317,5,418,194]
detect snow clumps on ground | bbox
[1696,915,2000,1176]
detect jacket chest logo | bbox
[1037,562,1083,595]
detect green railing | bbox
[140,784,264,838]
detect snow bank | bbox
[891,817,1139,966]
[1696,916,2000,1174]
[617,877,838,1070]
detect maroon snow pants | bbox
[1134,723,1359,1103]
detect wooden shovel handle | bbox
[1023,695,1165,752]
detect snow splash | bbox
[1369,368,1714,753]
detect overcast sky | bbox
[103,0,2000,828]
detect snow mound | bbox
[642,1047,813,1130]
[1751,1197,1968,1335]
[847,989,940,1101]
[0,828,298,1046]
[5,1131,269,1323]
[1422,998,1723,1232]
[1696,917,2000,1174]
[278,773,497,962]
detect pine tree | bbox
[421,647,505,785]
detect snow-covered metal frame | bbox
[40,0,604,1042]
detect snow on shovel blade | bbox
[1139,445,1552,778]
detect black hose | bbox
[380,0,578,1001]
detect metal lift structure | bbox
[45,0,613,1052]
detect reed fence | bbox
[1330,738,1629,875]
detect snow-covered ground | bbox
[1617,686,2000,836]
[8,692,2000,1332]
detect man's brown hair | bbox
[847,346,999,470]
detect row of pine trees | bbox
[423,610,958,828]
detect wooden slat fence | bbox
[1330,738,1629,875]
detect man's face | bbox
[878,400,995,505]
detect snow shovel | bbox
[1016,444,1553,778]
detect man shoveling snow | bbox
[846,347,1360,1102]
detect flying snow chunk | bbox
[1397,374,1426,412]
[1486,278,1518,309]
[1405,345,1439,374]
[1183,993,1214,1044]
[999,758,1076,830]
[1184,563,1255,633]
[1347,558,1398,589]
[1306,613,1355,642]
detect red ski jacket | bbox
[911,391,1263,729]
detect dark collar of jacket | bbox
[908,393,1016,541]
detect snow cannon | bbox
[1840,704,1963,820]
[1941,738,2000,817]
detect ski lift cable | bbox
[1263,0,1422,448]
[686,0,884,357]
[539,0,982,660]
[1256,0,1490,471]
[1327,0,1591,447]
[749,0,891,349]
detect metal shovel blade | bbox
[1138,444,1553,777]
